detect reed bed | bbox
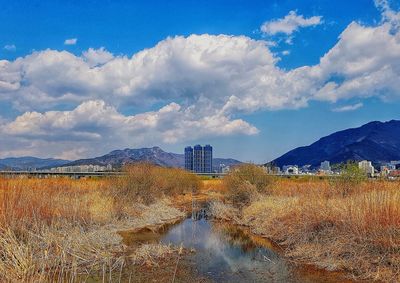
[0,163,199,282]
[213,164,400,282]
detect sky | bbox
[0,0,400,162]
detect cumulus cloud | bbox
[64,38,77,45]
[332,102,363,112]
[3,44,16,51]
[82,47,114,67]
[375,0,400,29]
[312,20,400,102]
[261,11,322,36]
[0,35,304,112]
[0,100,258,159]
[0,3,400,158]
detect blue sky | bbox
[0,0,400,162]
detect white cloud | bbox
[3,44,16,51]
[281,50,290,56]
[82,47,114,67]
[312,20,400,102]
[0,100,258,159]
[261,11,322,36]
[332,102,363,112]
[0,3,400,158]
[1,35,302,112]
[375,0,400,29]
[0,25,399,114]
[64,38,77,45]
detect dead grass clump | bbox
[130,244,181,266]
[224,164,273,208]
[0,223,125,282]
[109,163,200,206]
[209,201,240,222]
[0,178,112,228]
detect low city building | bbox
[220,165,230,173]
[263,165,281,174]
[320,161,331,172]
[50,164,112,173]
[282,165,299,175]
[388,170,400,179]
[358,160,375,176]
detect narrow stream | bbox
[130,202,352,283]
[161,206,291,282]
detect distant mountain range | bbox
[3,120,399,171]
[272,120,400,168]
[0,157,70,171]
[66,146,241,170]
[0,147,241,171]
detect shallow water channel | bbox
[130,202,351,283]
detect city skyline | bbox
[1,0,400,163]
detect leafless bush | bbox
[224,164,272,208]
[109,163,200,206]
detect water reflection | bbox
[161,210,293,282]
[125,203,353,283]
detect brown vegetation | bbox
[111,162,200,205]
[223,164,274,208]
[0,163,199,282]
[213,166,400,282]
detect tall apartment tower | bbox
[184,144,213,173]
[184,146,193,171]
[203,144,213,173]
[193,145,203,173]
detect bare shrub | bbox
[224,164,272,208]
[329,162,367,197]
[108,162,200,206]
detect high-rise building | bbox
[193,145,203,173]
[203,144,213,173]
[184,146,193,171]
[184,144,213,173]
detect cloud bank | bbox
[0,3,399,158]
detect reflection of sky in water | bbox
[161,217,295,282]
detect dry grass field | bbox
[0,163,199,282]
[212,164,400,282]
[1,162,399,282]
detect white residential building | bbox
[282,165,299,175]
[358,160,375,176]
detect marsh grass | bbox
[223,164,274,208]
[0,163,198,282]
[216,171,400,282]
[109,162,200,206]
